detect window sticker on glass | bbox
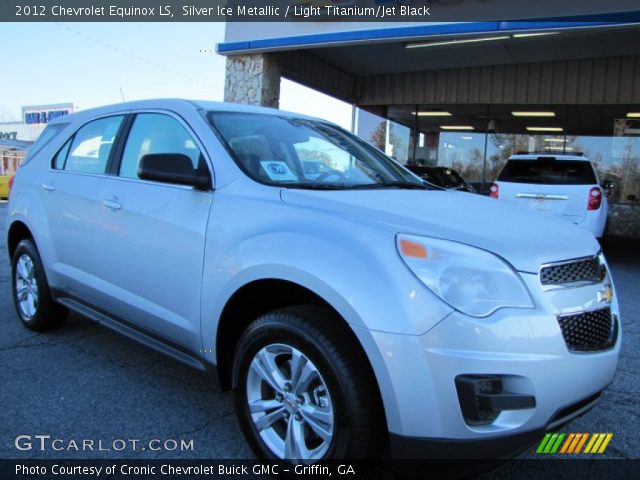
[261,161,297,182]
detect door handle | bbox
[41,183,55,192]
[102,199,121,211]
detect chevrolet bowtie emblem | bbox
[597,285,613,304]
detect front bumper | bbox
[389,389,603,459]
[353,273,620,459]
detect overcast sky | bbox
[0,22,352,128]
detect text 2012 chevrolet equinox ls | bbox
[6,100,620,462]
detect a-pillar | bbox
[223,53,281,108]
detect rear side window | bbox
[57,116,124,174]
[498,159,597,185]
[23,123,68,164]
[52,140,72,170]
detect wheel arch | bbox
[214,279,383,409]
[7,220,34,260]
[217,279,326,389]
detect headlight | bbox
[396,234,534,317]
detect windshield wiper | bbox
[281,181,432,191]
[346,181,429,190]
[280,183,352,190]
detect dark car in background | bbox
[406,165,476,193]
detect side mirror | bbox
[138,153,210,190]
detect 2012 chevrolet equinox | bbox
[6,100,620,462]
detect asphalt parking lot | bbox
[0,201,638,471]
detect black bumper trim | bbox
[389,428,543,460]
[389,390,604,461]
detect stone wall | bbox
[607,204,640,238]
[224,54,280,108]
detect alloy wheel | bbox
[15,254,39,319]
[246,343,334,461]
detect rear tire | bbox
[232,305,385,462]
[11,239,67,331]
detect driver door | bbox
[92,112,213,351]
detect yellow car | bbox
[0,174,9,199]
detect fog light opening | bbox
[455,375,536,426]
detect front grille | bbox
[540,255,605,286]
[557,308,617,352]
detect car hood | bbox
[280,189,600,273]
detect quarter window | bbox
[26,123,69,165]
[52,139,72,170]
[119,113,202,179]
[63,116,124,174]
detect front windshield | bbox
[207,112,427,190]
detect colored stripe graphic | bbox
[560,433,575,453]
[597,434,613,453]
[537,433,566,453]
[538,433,612,454]
[566,433,586,453]
[537,433,552,454]
[550,433,566,453]
[590,434,607,453]
[584,433,599,453]
[543,433,558,453]
[574,433,589,453]
[585,433,614,454]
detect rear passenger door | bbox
[92,111,213,351]
[43,115,125,296]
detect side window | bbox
[119,113,202,179]
[64,116,124,174]
[52,139,72,170]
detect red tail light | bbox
[489,183,499,199]
[588,187,602,210]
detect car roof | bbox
[46,98,326,127]
[507,153,590,162]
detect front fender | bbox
[199,221,453,359]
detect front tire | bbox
[232,306,385,462]
[11,239,67,331]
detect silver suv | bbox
[6,100,620,462]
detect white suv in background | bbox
[6,100,620,464]
[490,153,608,238]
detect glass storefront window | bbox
[437,133,486,184]
[355,105,640,204]
[579,135,639,204]
[388,120,410,164]
[355,108,384,151]
[355,108,410,164]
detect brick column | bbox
[223,53,281,108]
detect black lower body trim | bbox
[51,288,218,381]
[389,429,543,479]
[389,428,543,461]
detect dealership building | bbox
[219,16,640,237]
[0,103,74,176]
